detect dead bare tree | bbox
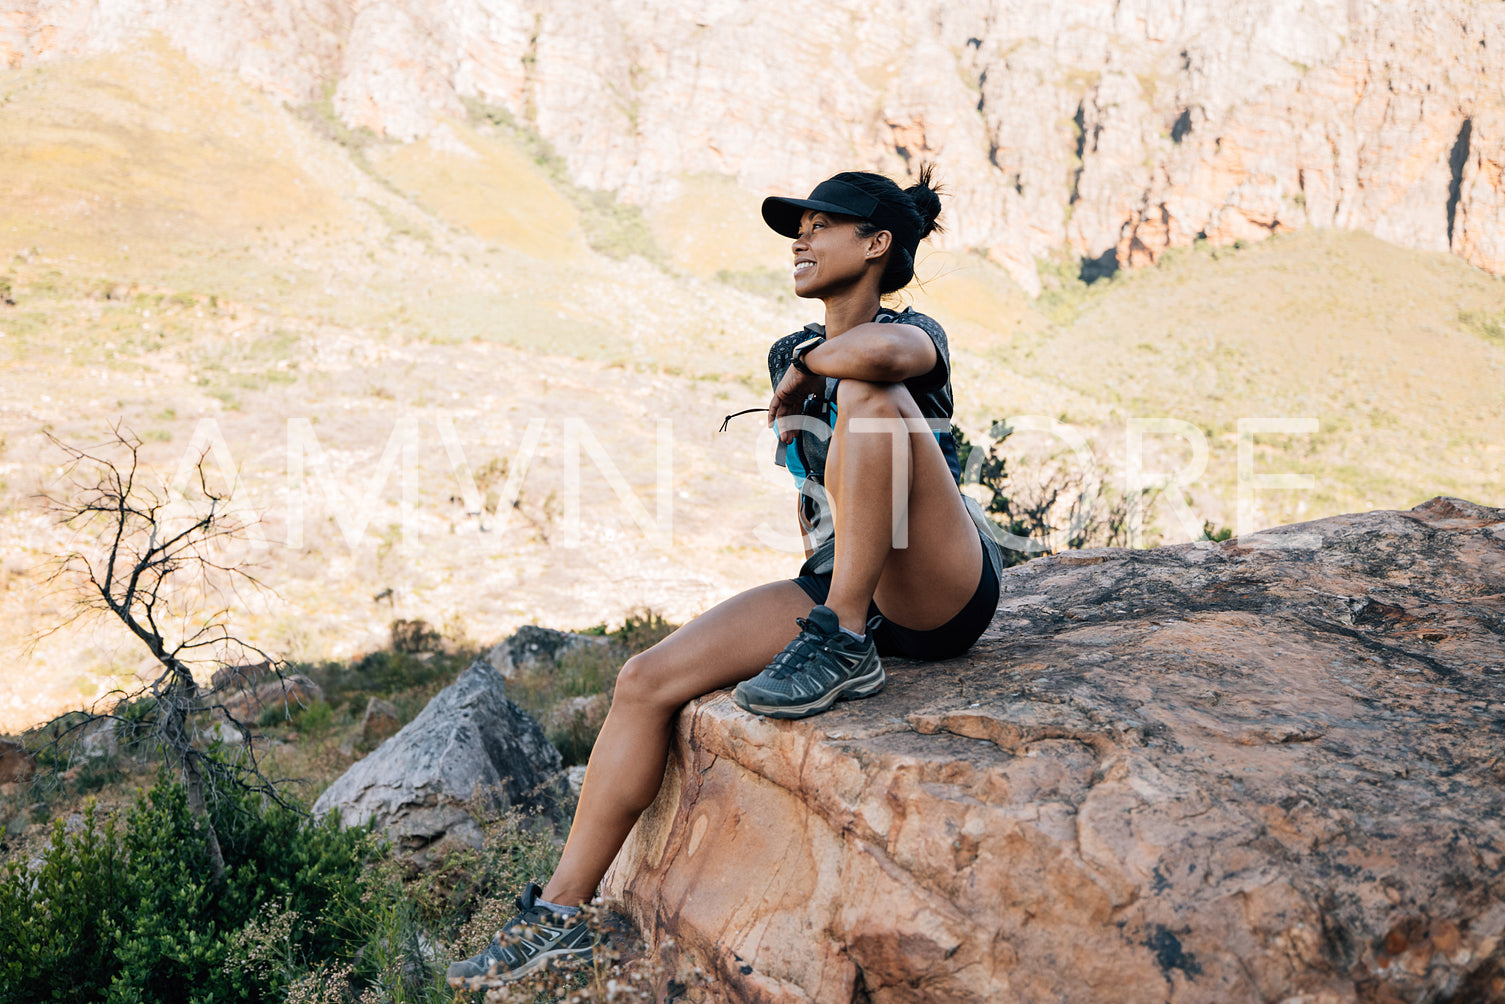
[37,426,293,881]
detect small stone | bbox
[218,674,324,724]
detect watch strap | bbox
[791,334,825,375]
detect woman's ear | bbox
[864,229,892,259]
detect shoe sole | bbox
[447,944,594,988]
[733,662,886,719]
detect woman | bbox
[447,167,1002,987]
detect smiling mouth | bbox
[793,261,814,275]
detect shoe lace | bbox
[767,617,836,680]
[501,894,550,937]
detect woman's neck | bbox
[820,288,883,338]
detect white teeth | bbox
[793,261,814,273]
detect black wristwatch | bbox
[791,334,825,376]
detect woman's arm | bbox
[800,322,936,383]
[767,323,937,443]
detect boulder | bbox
[361,697,402,746]
[0,739,33,785]
[313,660,565,863]
[209,660,274,693]
[487,624,612,681]
[604,497,1505,1004]
[541,693,610,738]
[217,674,324,723]
[76,717,117,760]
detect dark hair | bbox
[841,165,945,293]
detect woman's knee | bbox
[835,377,915,416]
[611,651,677,710]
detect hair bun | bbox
[905,163,944,239]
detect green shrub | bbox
[296,644,466,712]
[389,618,441,655]
[0,778,372,1004]
[292,700,334,736]
[1201,520,1234,542]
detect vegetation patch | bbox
[461,99,665,265]
[1459,308,1505,345]
[0,780,372,1004]
[505,610,676,766]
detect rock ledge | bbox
[605,498,1505,1004]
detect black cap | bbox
[761,179,882,238]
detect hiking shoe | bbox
[444,882,597,987]
[733,605,884,718]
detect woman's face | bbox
[790,210,885,299]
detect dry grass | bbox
[994,230,1505,533]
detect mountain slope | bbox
[0,39,1501,732]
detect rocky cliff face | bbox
[4,1,1502,291]
[604,497,1505,1003]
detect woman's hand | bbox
[768,364,823,445]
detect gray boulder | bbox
[487,625,611,680]
[313,659,565,861]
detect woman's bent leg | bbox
[540,580,815,906]
[824,379,983,633]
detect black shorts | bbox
[791,533,1000,661]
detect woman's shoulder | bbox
[877,306,945,336]
[879,307,948,362]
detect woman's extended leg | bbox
[539,580,815,907]
[824,378,983,633]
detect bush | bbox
[292,700,334,736]
[0,778,372,1004]
[389,619,441,655]
[294,647,461,712]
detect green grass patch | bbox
[1459,308,1505,345]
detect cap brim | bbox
[760,196,860,239]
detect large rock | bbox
[208,660,274,693]
[313,659,565,860]
[487,624,613,681]
[604,497,1505,1003]
[4,2,1504,286]
[217,673,324,723]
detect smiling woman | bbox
[445,167,1004,988]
